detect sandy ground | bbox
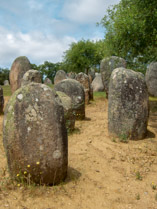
[0,96,157,209]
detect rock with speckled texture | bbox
[100,56,126,98]
[3,83,68,185]
[54,70,67,85]
[21,69,42,86]
[108,67,149,140]
[145,62,157,97]
[9,56,31,93]
[92,73,104,92]
[54,79,85,120]
[44,78,52,85]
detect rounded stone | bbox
[3,83,68,185]
[100,56,126,97]
[67,72,77,79]
[145,62,157,97]
[21,69,42,86]
[9,56,31,93]
[92,73,104,92]
[76,72,91,104]
[54,70,67,85]
[56,91,75,132]
[108,67,149,140]
[44,78,52,85]
[4,80,9,86]
[54,79,85,120]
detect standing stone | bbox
[54,70,67,85]
[54,79,85,120]
[3,83,68,185]
[67,72,77,79]
[21,69,42,86]
[9,56,31,93]
[4,80,9,86]
[108,67,149,140]
[0,86,4,114]
[56,91,75,132]
[92,73,105,92]
[88,68,95,81]
[44,78,52,85]
[100,56,126,98]
[76,72,91,104]
[145,62,157,97]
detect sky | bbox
[0,0,120,68]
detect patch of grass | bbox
[135,171,142,181]
[149,97,157,102]
[93,91,106,99]
[136,193,140,200]
[119,133,129,143]
[2,85,12,97]
[151,182,156,190]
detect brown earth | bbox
[0,96,157,209]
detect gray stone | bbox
[88,68,95,81]
[0,86,4,114]
[100,56,126,97]
[54,70,67,85]
[44,78,52,85]
[21,70,42,86]
[76,72,91,104]
[145,62,157,97]
[4,80,9,86]
[108,67,149,140]
[67,72,77,79]
[92,74,104,92]
[3,83,68,185]
[56,91,75,132]
[54,79,85,120]
[9,56,31,93]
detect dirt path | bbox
[0,97,157,209]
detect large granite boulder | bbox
[54,70,67,85]
[100,56,126,97]
[3,83,68,185]
[92,73,104,92]
[44,78,52,85]
[88,68,95,81]
[108,67,149,140]
[54,79,85,120]
[145,62,157,97]
[76,72,91,104]
[0,86,4,114]
[56,91,75,132]
[9,56,31,93]
[21,69,42,86]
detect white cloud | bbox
[0,27,76,67]
[61,0,120,24]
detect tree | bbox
[0,68,9,85]
[31,61,62,83]
[99,0,157,72]
[63,39,105,74]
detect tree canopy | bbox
[63,39,106,74]
[99,0,157,71]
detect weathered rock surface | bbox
[56,91,75,132]
[100,56,126,97]
[67,72,77,79]
[76,72,91,104]
[3,83,68,185]
[54,79,85,120]
[88,68,95,81]
[21,70,42,86]
[0,86,4,114]
[145,62,157,97]
[92,73,104,92]
[4,80,9,86]
[54,70,67,85]
[9,56,31,93]
[44,78,52,85]
[108,67,149,140]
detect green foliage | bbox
[99,0,157,72]
[63,39,106,73]
[2,85,11,96]
[31,61,62,83]
[0,68,9,85]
